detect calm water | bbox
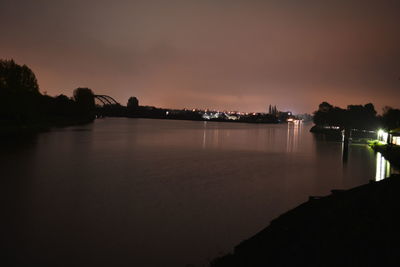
[1,118,395,266]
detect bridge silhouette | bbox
[94,95,120,106]
[94,95,124,117]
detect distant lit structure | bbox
[393,136,400,145]
[391,129,400,145]
[377,129,388,143]
[171,105,302,123]
[287,118,302,123]
[377,129,400,146]
[226,114,239,120]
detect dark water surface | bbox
[1,118,394,266]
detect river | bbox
[1,118,395,266]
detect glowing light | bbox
[393,136,400,145]
[202,113,211,120]
[377,129,388,143]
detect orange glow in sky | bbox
[1,0,399,113]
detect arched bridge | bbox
[94,95,124,117]
[94,95,120,106]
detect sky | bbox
[1,0,400,113]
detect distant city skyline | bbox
[1,0,399,113]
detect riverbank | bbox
[370,142,400,168]
[211,174,400,267]
[309,125,341,134]
[310,125,376,144]
[0,118,94,138]
[126,115,283,125]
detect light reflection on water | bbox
[375,152,396,181]
[286,121,301,153]
[1,118,397,267]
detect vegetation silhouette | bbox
[3,59,399,135]
[0,59,41,124]
[125,96,204,120]
[73,87,95,120]
[381,107,400,131]
[127,96,139,111]
[312,101,379,131]
[0,59,96,136]
[312,101,400,132]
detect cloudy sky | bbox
[1,0,400,113]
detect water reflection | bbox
[286,121,301,153]
[2,118,394,267]
[341,141,349,163]
[375,152,391,181]
[201,121,306,153]
[202,122,207,149]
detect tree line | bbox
[3,59,399,132]
[313,101,400,131]
[0,59,96,131]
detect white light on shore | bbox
[377,129,388,143]
[393,136,400,146]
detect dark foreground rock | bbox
[211,175,400,267]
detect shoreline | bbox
[0,118,94,139]
[125,115,287,125]
[370,143,400,168]
[211,174,400,267]
[0,116,290,138]
[125,114,284,124]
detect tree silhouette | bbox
[318,102,333,112]
[382,107,400,130]
[313,102,379,130]
[127,96,139,109]
[1,59,98,131]
[0,59,41,122]
[73,87,95,120]
[0,59,39,94]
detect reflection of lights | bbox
[202,125,207,149]
[286,121,301,153]
[375,152,391,181]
